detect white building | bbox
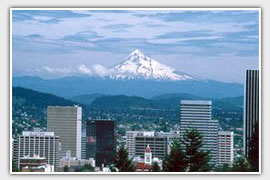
[47,105,82,159]
[126,131,154,159]
[16,131,60,171]
[217,131,234,167]
[180,100,218,166]
[59,150,95,168]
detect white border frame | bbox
[9,7,262,175]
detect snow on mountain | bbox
[108,49,194,81]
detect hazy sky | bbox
[12,9,259,83]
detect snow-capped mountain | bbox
[108,49,194,81]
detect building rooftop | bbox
[22,131,55,137]
[181,100,212,105]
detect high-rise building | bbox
[126,131,154,159]
[86,119,115,167]
[15,131,60,171]
[217,131,234,167]
[135,136,168,160]
[244,70,259,156]
[180,100,218,166]
[47,106,82,159]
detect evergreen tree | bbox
[162,140,186,172]
[114,145,135,172]
[181,129,210,172]
[81,163,94,172]
[215,164,233,172]
[232,156,251,172]
[247,122,259,172]
[152,161,160,172]
[63,165,69,172]
[12,161,19,172]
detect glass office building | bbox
[86,119,115,167]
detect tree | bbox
[181,129,210,172]
[81,163,94,172]
[114,145,136,172]
[12,161,19,172]
[152,161,161,172]
[247,122,259,172]
[215,164,233,172]
[63,165,69,172]
[162,140,186,172]
[232,156,251,172]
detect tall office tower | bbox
[126,131,154,159]
[15,131,60,171]
[135,136,168,160]
[217,131,234,167]
[244,70,259,156]
[47,106,82,159]
[180,100,218,166]
[86,120,115,167]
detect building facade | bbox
[217,131,234,167]
[15,131,60,171]
[47,105,82,159]
[180,100,218,166]
[126,131,154,159]
[244,70,259,156]
[86,119,115,167]
[135,136,168,160]
[59,151,95,169]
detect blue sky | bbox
[12,9,259,83]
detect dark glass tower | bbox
[244,70,259,156]
[86,120,115,167]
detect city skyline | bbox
[12,9,259,83]
[10,8,261,174]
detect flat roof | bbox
[181,100,212,105]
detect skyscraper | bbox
[47,106,82,159]
[180,100,218,166]
[244,70,259,156]
[15,131,60,171]
[86,119,115,167]
[217,131,234,167]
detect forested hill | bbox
[12,86,77,108]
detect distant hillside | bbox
[13,76,243,99]
[150,93,243,110]
[90,93,243,111]
[71,93,105,105]
[91,95,158,109]
[12,86,77,108]
[11,87,243,137]
[151,93,201,109]
[215,96,244,108]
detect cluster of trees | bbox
[112,128,259,172]
[63,164,95,172]
[112,129,211,172]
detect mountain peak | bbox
[109,49,195,81]
[129,49,144,57]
